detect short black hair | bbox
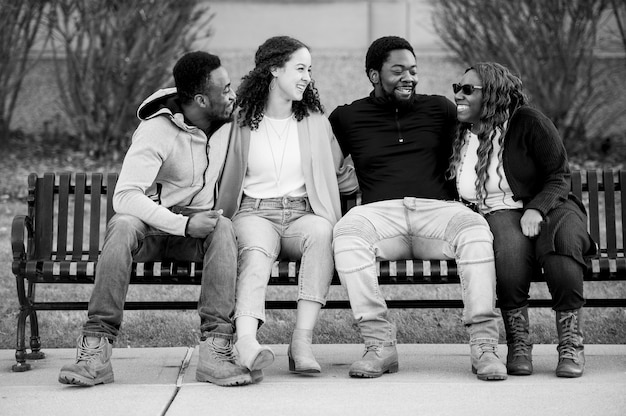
[173,51,221,104]
[365,36,415,75]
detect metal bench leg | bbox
[13,307,31,372]
[27,309,45,360]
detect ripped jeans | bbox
[233,196,334,323]
[333,198,500,346]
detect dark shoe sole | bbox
[507,366,533,376]
[556,369,584,378]
[472,366,508,381]
[196,370,252,386]
[58,371,114,387]
[349,362,399,378]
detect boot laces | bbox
[477,343,498,359]
[208,338,236,363]
[364,344,383,357]
[507,311,531,357]
[558,312,579,360]
[76,337,105,363]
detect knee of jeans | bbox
[332,214,377,273]
[212,216,235,238]
[446,211,493,247]
[305,219,333,242]
[333,213,378,244]
[106,214,145,241]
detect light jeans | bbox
[83,213,238,341]
[333,198,500,346]
[233,196,334,323]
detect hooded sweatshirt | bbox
[113,87,230,236]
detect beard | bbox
[381,84,416,108]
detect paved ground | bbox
[1,344,625,416]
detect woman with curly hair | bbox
[447,62,595,378]
[216,36,357,380]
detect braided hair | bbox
[447,62,528,207]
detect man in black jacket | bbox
[328,36,507,381]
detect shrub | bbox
[47,0,212,159]
[432,0,622,147]
[0,0,48,143]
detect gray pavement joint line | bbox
[161,346,194,416]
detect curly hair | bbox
[173,51,221,104]
[446,62,528,207]
[236,36,323,130]
[365,36,415,76]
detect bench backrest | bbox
[25,170,624,263]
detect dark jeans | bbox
[485,209,585,311]
[83,213,238,341]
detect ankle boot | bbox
[470,342,508,381]
[349,342,399,378]
[502,306,533,375]
[288,329,321,374]
[234,334,275,372]
[556,309,585,378]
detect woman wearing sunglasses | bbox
[447,62,595,378]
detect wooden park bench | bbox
[10,170,626,371]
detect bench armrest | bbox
[11,215,31,266]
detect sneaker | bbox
[196,336,252,386]
[58,335,114,386]
[348,343,399,378]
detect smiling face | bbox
[272,47,312,102]
[371,49,418,102]
[455,69,483,126]
[202,66,236,121]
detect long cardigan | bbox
[500,106,596,264]
[215,111,358,226]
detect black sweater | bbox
[503,106,571,217]
[329,93,458,204]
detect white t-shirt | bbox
[456,129,522,213]
[244,115,306,198]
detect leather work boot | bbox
[58,335,114,386]
[503,306,533,375]
[196,336,252,386]
[288,328,321,374]
[349,343,399,378]
[555,309,585,378]
[470,342,508,381]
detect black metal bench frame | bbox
[10,170,626,371]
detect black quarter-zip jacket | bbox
[329,92,458,204]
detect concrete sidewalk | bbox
[1,344,625,416]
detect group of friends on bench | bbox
[57,35,596,387]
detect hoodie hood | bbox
[137,87,179,120]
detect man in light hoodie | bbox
[58,51,253,387]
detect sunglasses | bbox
[452,83,483,95]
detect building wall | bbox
[198,0,448,54]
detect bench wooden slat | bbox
[106,173,117,223]
[33,173,55,259]
[587,171,601,245]
[57,173,71,259]
[72,173,86,261]
[89,173,103,261]
[604,170,618,257]
[621,171,626,253]
[571,171,582,200]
